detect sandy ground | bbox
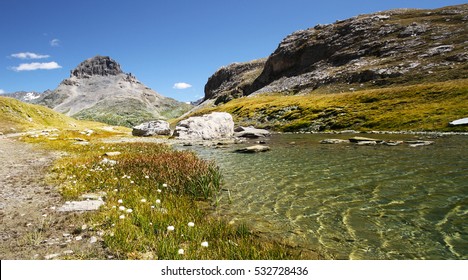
[0,136,107,259]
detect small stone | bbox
[103,151,121,157]
[44,253,61,260]
[89,236,98,244]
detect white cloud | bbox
[12,61,62,71]
[10,52,50,59]
[173,82,192,89]
[50,38,60,47]
[0,89,5,94]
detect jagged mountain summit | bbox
[35,55,191,127]
[204,4,467,104]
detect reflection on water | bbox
[179,133,467,259]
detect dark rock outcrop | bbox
[204,59,266,105]
[70,55,123,78]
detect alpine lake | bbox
[177,132,467,260]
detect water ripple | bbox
[181,134,468,259]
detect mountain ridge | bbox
[203,4,467,104]
[194,4,468,132]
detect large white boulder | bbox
[173,112,234,140]
[132,120,171,136]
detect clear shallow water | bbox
[179,133,467,259]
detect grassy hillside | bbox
[0,96,76,133]
[0,96,129,134]
[193,79,468,132]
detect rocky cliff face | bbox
[204,59,266,105]
[204,4,467,102]
[35,55,192,127]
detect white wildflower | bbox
[140,198,147,203]
[201,241,209,248]
[188,222,195,227]
[167,225,175,232]
[119,214,125,219]
[117,199,123,204]
[178,249,184,255]
[156,199,161,204]
[126,208,133,213]
[119,206,126,211]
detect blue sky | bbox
[1,0,465,102]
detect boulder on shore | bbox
[173,112,234,140]
[234,126,271,138]
[132,120,171,137]
[449,117,468,126]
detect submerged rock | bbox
[320,139,350,144]
[235,145,271,153]
[357,140,378,146]
[349,136,383,143]
[405,140,434,147]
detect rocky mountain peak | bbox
[70,55,123,78]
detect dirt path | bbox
[0,136,106,259]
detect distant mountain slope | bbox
[1,91,43,103]
[204,4,467,103]
[35,56,192,127]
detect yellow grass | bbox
[193,79,468,132]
